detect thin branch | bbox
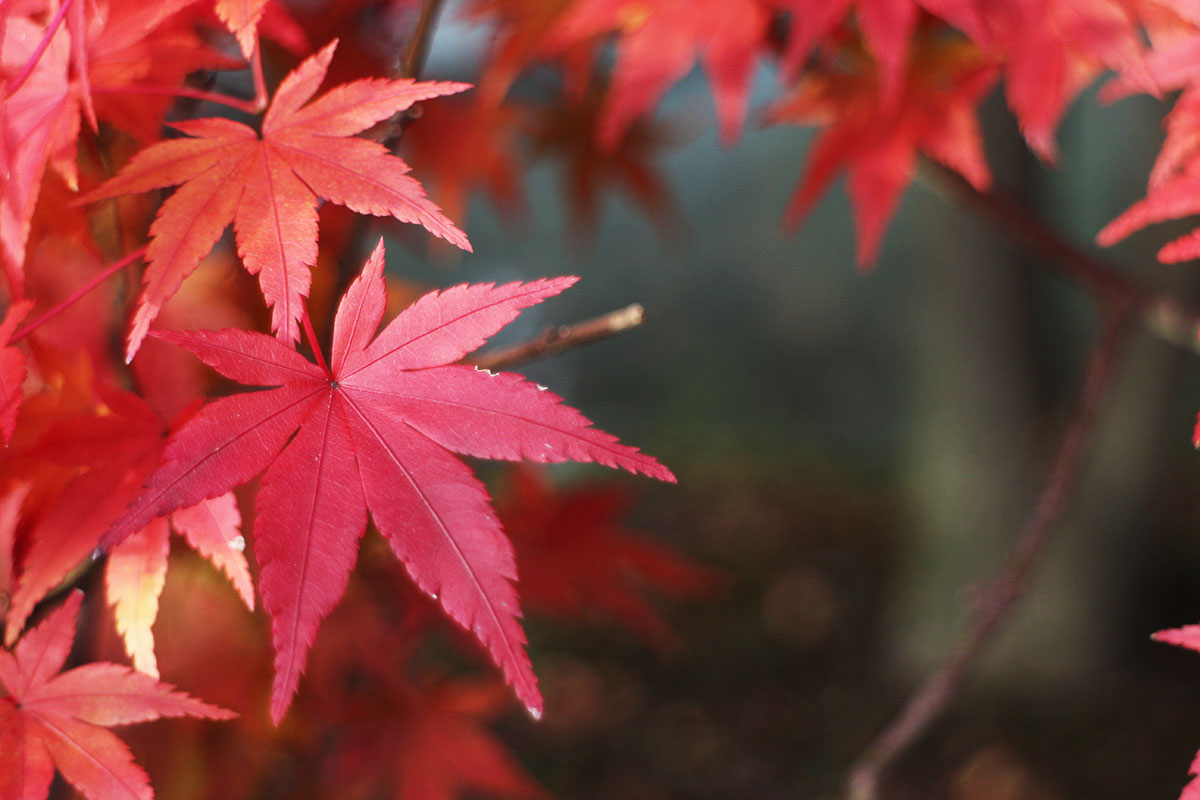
[469,303,647,371]
[924,163,1200,352]
[846,307,1131,800]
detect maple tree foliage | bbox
[6,0,1200,796]
[94,239,673,722]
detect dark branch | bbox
[845,293,1131,800]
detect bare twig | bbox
[846,304,1131,800]
[469,303,647,371]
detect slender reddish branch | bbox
[469,303,647,371]
[845,273,1133,800]
[925,163,1200,351]
[6,0,75,97]
[11,246,148,343]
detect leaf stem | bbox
[11,246,148,343]
[302,307,331,375]
[5,0,75,97]
[469,303,647,371]
[249,42,268,113]
[846,307,1130,800]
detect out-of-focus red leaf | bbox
[531,86,683,240]
[0,300,33,442]
[767,35,995,266]
[402,94,529,233]
[0,591,234,800]
[500,466,717,651]
[973,0,1154,160]
[771,0,986,108]
[542,0,768,148]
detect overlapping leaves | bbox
[98,240,674,722]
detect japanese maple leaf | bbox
[971,0,1155,160]
[215,0,271,57]
[1,0,226,290]
[0,484,30,629]
[767,36,995,266]
[0,590,234,800]
[107,492,253,678]
[331,680,549,800]
[2,12,72,289]
[80,39,471,362]
[4,389,252,659]
[96,240,675,722]
[771,0,987,109]
[1152,624,1200,800]
[500,466,717,651]
[1096,10,1200,260]
[541,0,768,149]
[0,300,33,442]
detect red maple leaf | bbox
[1096,10,1200,260]
[96,240,675,722]
[972,0,1154,160]
[0,300,33,443]
[541,0,768,149]
[0,590,234,800]
[332,679,550,800]
[767,35,995,266]
[1152,624,1200,800]
[1,0,228,290]
[3,387,253,667]
[215,0,271,57]
[0,484,31,626]
[771,0,987,109]
[80,39,470,361]
[500,466,717,651]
